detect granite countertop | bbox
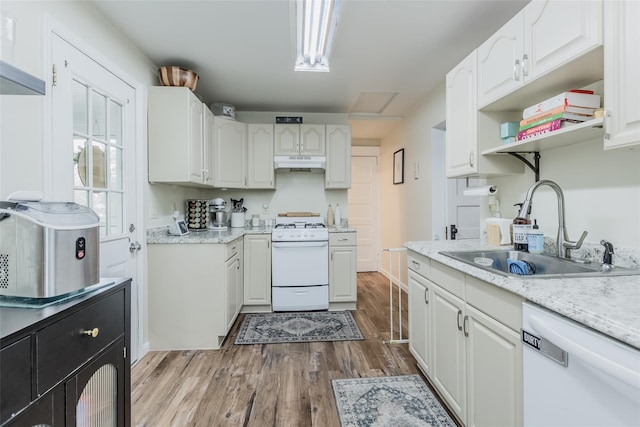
[405,239,640,350]
[147,225,356,244]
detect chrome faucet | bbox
[519,180,587,259]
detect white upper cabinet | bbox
[275,124,325,155]
[477,13,524,108]
[203,108,215,187]
[148,86,209,187]
[212,117,247,188]
[524,0,602,83]
[446,50,479,177]
[247,124,275,188]
[325,125,351,189]
[478,0,603,109]
[604,0,640,150]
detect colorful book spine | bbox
[519,106,566,127]
[517,118,563,141]
[519,112,592,131]
[523,92,600,119]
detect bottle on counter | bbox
[512,202,532,251]
[527,219,544,254]
[327,204,334,227]
[334,203,341,226]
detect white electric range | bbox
[271,216,329,311]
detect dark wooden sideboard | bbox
[0,279,131,426]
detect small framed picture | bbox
[393,148,404,184]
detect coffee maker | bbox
[209,198,229,229]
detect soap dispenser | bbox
[527,220,544,254]
[512,203,531,251]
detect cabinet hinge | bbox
[52,64,57,87]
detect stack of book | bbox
[517,90,600,141]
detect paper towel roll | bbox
[463,185,498,196]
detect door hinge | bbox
[52,64,57,86]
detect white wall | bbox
[378,84,447,282]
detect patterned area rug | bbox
[332,375,457,427]
[234,311,364,344]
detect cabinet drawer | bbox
[430,260,465,299]
[226,239,242,261]
[1,336,32,423]
[329,232,356,246]
[36,289,125,395]
[466,276,523,331]
[407,251,430,277]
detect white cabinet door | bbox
[477,12,524,108]
[300,124,325,155]
[604,0,640,150]
[225,255,238,331]
[466,305,523,427]
[247,124,275,188]
[408,270,431,375]
[203,108,215,186]
[274,124,300,155]
[148,87,208,187]
[243,234,272,306]
[325,124,351,189]
[213,117,246,188]
[446,50,478,178]
[524,0,603,82]
[431,283,466,422]
[329,246,357,302]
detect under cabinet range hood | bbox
[274,155,326,173]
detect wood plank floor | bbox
[131,272,437,426]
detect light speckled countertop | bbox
[405,239,640,350]
[147,225,356,244]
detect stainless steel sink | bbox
[439,250,640,278]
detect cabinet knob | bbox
[83,327,99,338]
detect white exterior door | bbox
[348,148,379,271]
[446,178,481,240]
[50,34,141,362]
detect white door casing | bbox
[49,32,142,362]
[349,147,380,272]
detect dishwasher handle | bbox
[528,314,640,390]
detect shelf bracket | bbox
[508,151,541,182]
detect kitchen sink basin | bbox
[439,250,640,278]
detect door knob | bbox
[129,241,142,253]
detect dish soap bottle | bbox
[334,203,341,227]
[527,220,544,254]
[512,203,532,251]
[327,204,334,227]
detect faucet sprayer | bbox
[520,180,587,259]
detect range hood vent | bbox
[274,155,325,173]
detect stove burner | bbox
[275,223,296,229]
[305,223,326,229]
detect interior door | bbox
[51,34,141,362]
[348,150,379,271]
[446,178,481,240]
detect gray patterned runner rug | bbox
[332,375,457,427]
[234,311,364,344]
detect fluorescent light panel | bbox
[295,0,342,72]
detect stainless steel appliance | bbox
[271,215,329,311]
[0,201,100,298]
[209,198,229,230]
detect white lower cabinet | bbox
[329,232,357,307]
[243,233,271,309]
[408,252,524,427]
[147,238,244,350]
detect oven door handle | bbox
[272,241,329,248]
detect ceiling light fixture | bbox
[294,0,342,72]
